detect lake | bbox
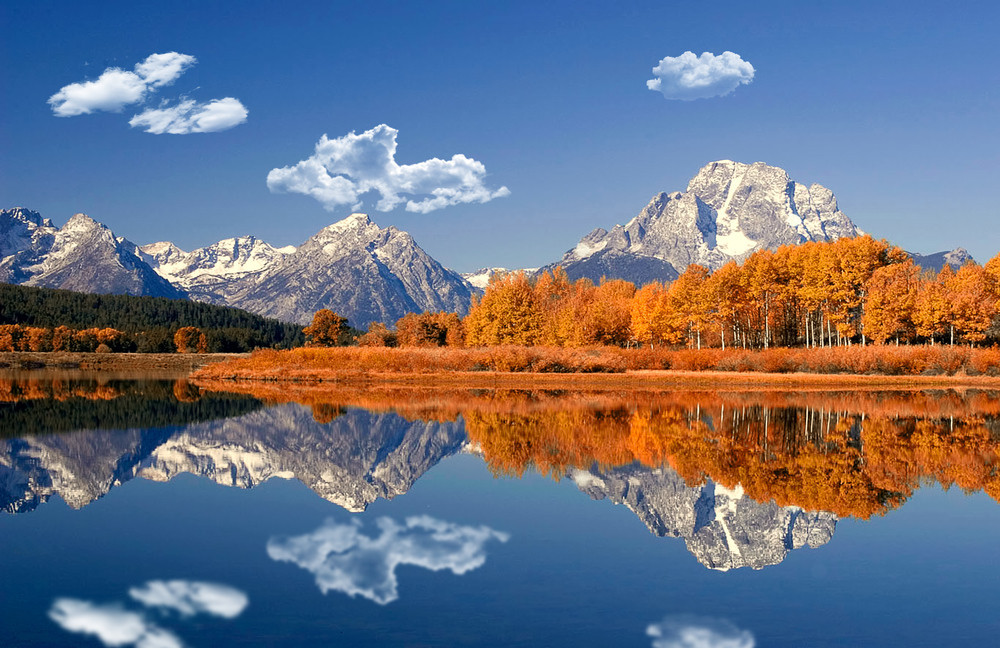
[3,373,1000,647]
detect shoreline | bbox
[192,368,1000,390]
[0,351,245,376]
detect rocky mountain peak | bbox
[546,160,862,285]
[1,207,56,259]
[2,207,50,228]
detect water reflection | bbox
[570,468,835,571]
[6,376,1000,573]
[49,580,248,648]
[267,516,509,604]
[646,615,755,648]
[1,386,464,513]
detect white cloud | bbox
[647,51,755,100]
[48,599,183,648]
[267,515,510,605]
[49,52,196,116]
[128,580,249,618]
[647,616,755,648]
[266,124,511,213]
[129,98,249,134]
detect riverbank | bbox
[0,351,245,376]
[190,345,1000,387]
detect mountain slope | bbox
[0,210,183,299]
[229,213,475,326]
[547,160,862,284]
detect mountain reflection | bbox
[1,401,465,513]
[7,376,1000,571]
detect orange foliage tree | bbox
[303,309,348,347]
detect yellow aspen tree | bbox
[862,261,922,344]
[946,264,996,344]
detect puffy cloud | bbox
[647,616,755,648]
[129,98,249,134]
[128,580,249,618]
[266,124,511,213]
[647,51,755,100]
[49,52,195,116]
[48,599,183,648]
[267,515,510,605]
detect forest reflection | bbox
[0,375,264,437]
[196,380,1000,520]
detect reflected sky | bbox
[5,379,1000,645]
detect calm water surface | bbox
[3,374,1000,646]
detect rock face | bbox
[908,248,974,273]
[548,160,862,284]
[227,213,475,326]
[0,404,466,514]
[570,463,837,570]
[0,209,183,298]
[141,236,295,303]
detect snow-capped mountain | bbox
[570,464,836,570]
[227,213,475,326]
[460,267,510,290]
[0,209,183,298]
[140,236,295,303]
[1,208,475,327]
[547,160,863,283]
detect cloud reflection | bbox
[267,515,510,604]
[50,580,248,646]
[647,615,755,648]
[49,599,183,648]
[129,580,248,618]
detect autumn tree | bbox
[862,261,922,344]
[357,322,398,347]
[52,325,73,352]
[946,264,996,344]
[464,271,544,345]
[396,312,465,347]
[630,281,669,348]
[915,266,953,344]
[303,309,348,347]
[665,265,711,348]
[174,326,203,353]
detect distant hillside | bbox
[0,283,305,351]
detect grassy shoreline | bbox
[189,345,1000,389]
[192,369,1000,390]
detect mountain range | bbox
[1,161,973,326]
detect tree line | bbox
[0,283,305,352]
[333,235,1000,350]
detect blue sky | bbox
[2,0,998,272]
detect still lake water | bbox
[3,374,1000,647]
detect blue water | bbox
[3,397,1000,646]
